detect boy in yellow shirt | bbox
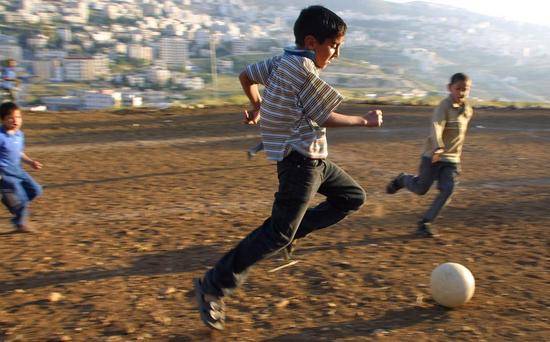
[386,73,473,237]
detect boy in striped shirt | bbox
[194,5,383,330]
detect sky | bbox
[386,0,550,26]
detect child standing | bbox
[1,59,19,102]
[194,6,383,330]
[0,102,43,232]
[386,73,473,237]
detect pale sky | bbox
[386,0,550,26]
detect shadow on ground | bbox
[0,245,220,293]
[265,305,450,341]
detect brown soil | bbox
[0,104,548,341]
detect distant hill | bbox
[247,0,490,20]
[244,0,550,103]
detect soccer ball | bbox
[430,262,475,308]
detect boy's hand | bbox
[31,160,43,170]
[363,110,383,127]
[243,108,260,125]
[432,148,444,163]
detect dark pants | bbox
[203,151,366,297]
[1,171,43,226]
[401,157,459,223]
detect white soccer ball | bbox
[430,262,475,308]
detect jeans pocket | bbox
[277,160,319,203]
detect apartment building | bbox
[159,36,189,70]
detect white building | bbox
[0,45,23,61]
[91,31,113,44]
[27,34,49,50]
[159,36,189,70]
[143,3,162,17]
[105,4,121,20]
[217,59,234,74]
[181,77,204,90]
[128,44,153,61]
[32,60,55,81]
[122,93,143,107]
[83,90,121,109]
[231,37,247,55]
[147,66,171,85]
[126,74,147,87]
[41,96,81,111]
[20,0,40,11]
[56,27,72,43]
[35,49,67,60]
[63,54,109,81]
[64,57,95,81]
[192,28,210,46]
[92,54,110,78]
[115,43,128,55]
[51,60,63,82]
[62,1,89,24]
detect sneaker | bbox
[415,220,437,238]
[282,240,297,260]
[193,278,226,330]
[15,223,35,233]
[386,173,404,194]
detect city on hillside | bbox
[0,0,549,111]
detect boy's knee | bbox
[438,182,454,195]
[335,187,366,212]
[412,183,430,195]
[1,192,20,213]
[268,221,296,248]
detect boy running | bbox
[0,102,43,232]
[386,73,474,237]
[194,6,383,330]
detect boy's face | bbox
[448,80,472,104]
[2,109,23,131]
[304,34,345,69]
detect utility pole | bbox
[209,32,218,100]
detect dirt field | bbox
[0,104,548,341]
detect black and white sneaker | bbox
[415,220,438,238]
[193,278,226,330]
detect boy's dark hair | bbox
[294,5,347,46]
[450,73,470,85]
[0,102,20,120]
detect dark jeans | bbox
[401,157,459,223]
[1,171,43,226]
[203,151,366,297]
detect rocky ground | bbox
[0,104,548,341]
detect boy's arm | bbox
[322,110,383,128]
[21,152,42,170]
[239,71,262,124]
[430,105,447,161]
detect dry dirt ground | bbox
[0,104,548,341]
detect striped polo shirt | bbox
[246,53,343,161]
[422,96,474,163]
